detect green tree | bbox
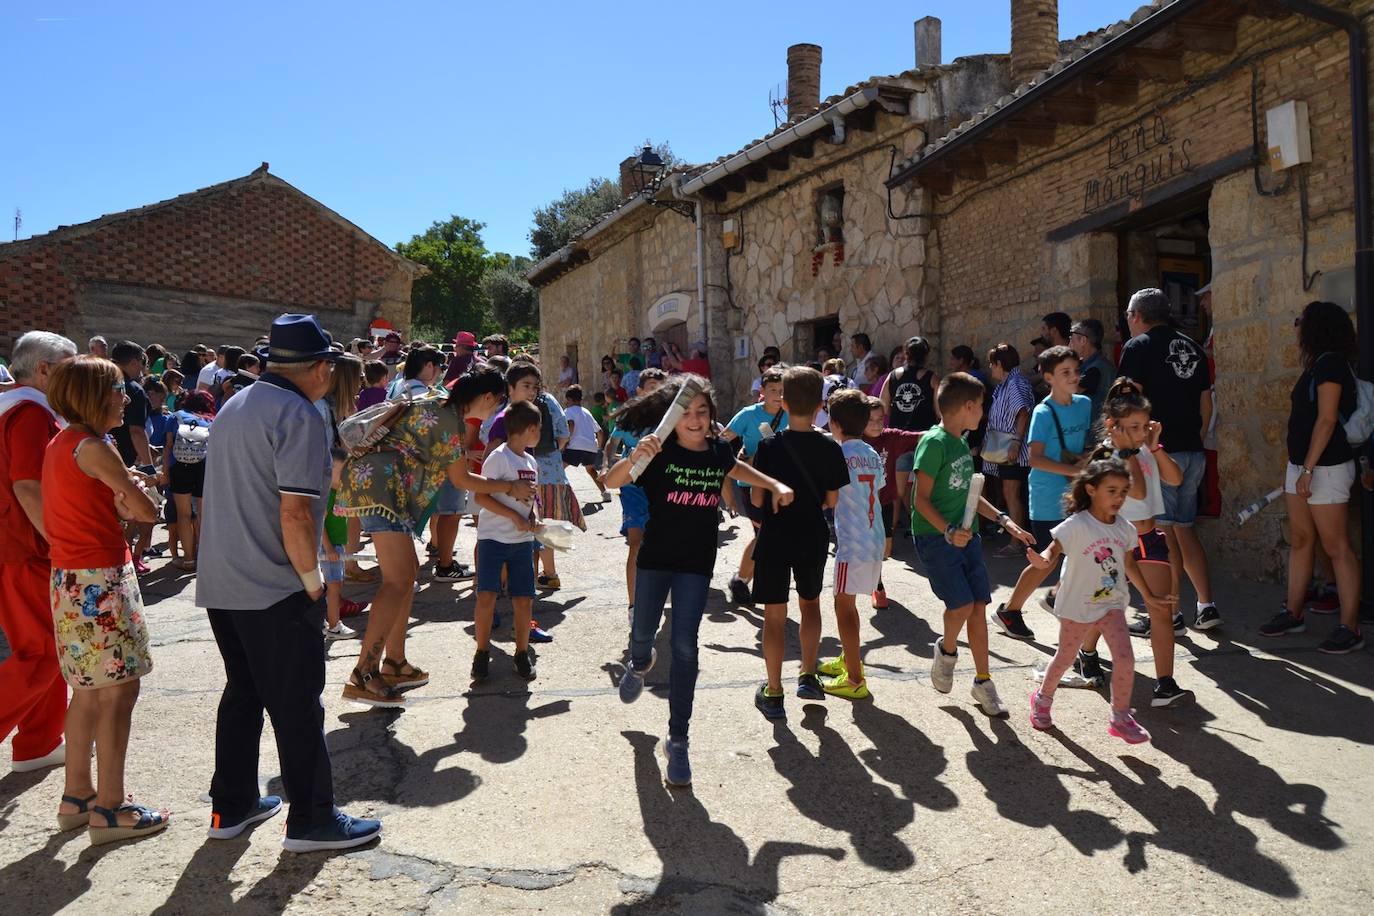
[395,215,491,336]
[528,141,681,260]
[482,254,539,330]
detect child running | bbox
[993,345,1092,641]
[472,400,543,682]
[816,388,887,699]
[603,368,667,621]
[561,384,609,501]
[1026,458,1170,743]
[862,395,923,608]
[912,373,1036,716]
[750,367,850,718]
[1076,379,1192,707]
[610,375,794,787]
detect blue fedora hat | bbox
[267,314,339,364]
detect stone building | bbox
[534,0,1373,578]
[886,0,1374,575]
[0,164,421,354]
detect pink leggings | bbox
[1040,608,1135,713]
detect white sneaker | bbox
[12,741,65,773]
[930,644,957,694]
[323,622,357,641]
[971,679,1008,716]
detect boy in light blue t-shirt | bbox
[993,346,1092,642]
[722,366,788,606]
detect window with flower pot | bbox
[812,184,846,275]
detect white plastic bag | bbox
[534,519,578,552]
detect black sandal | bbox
[342,668,405,708]
[57,793,97,831]
[89,801,169,846]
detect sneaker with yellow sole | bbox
[821,675,871,700]
[817,656,847,678]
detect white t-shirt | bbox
[1119,445,1165,523]
[1050,511,1138,623]
[476,443,538,544]
[835,439,886,563]
[197,361,220,389]
[564,404,599,453]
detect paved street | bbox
[1,472,1372,915]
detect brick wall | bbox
[915,7,1374,575]
[0,173,414,352]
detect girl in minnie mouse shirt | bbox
[1024,458,1173,745]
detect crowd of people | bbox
[0,286,1364,848]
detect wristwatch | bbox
[944,523,959,542]
[1299,466,1314,477]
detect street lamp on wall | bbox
[630,145,696,221]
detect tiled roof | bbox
[890,0,1191,180]
[0,164,422,272]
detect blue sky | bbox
[4,1,1146,258]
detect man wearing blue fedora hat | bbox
[196,313,382,852]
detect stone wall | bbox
[537,204,700,396]
[720,113,931,406]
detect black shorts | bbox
[1132,528,1169,565]
[881,501,898,537]
[562,448,598,467]
[169,460,205,497]
[752,546,827,605]
[996,464,1030,481]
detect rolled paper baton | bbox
[629,378,706,480]
[1236,488,1283,526]
[961,473,984,529]
[757,421,775,440]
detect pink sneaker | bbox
[1029,690,1054,730]
[133,559,152,576]
[1108,710,1151,744]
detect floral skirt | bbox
[50,564,154,689]
[538,483,586,531]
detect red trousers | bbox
[0,558,66,761]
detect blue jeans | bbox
[1160,450,1206,527]
[630,567,710,739]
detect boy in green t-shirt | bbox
[910,373,1035,717]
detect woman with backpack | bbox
[879,336,940,526]
[334,366,535,707]
[1259,301,1365,653]
[164,390,216,571]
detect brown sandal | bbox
[341,669,405,708]
[380,658,430,689]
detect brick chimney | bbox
[787,43,822,121]
[1010,0,1059,84]
[618,156,639,200]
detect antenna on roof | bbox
[12,208,19,242]
[768,83,787,129]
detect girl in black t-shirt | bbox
[1261,301,1364,654]
[603,375,794,786]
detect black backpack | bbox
[533,396,558,456]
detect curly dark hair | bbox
[1298,301,1357,370]
[612,373,716,437]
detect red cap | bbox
[454,331,478,348]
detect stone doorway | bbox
[793,316,840,364]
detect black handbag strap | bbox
[1045,398,1069,454]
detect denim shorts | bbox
[895,450,917,473]
[476,538,537,598]
[319,556,344,585]
[619,484,649,536]
[914,532,992,610]
[434,480,469,516]
[733,480,766,526]
[1160,450,1206,527]
[361,514,411,535]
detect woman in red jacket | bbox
[44,356,168,846]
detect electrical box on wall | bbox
[722,218,739,251]
[1265,100,1312,170]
